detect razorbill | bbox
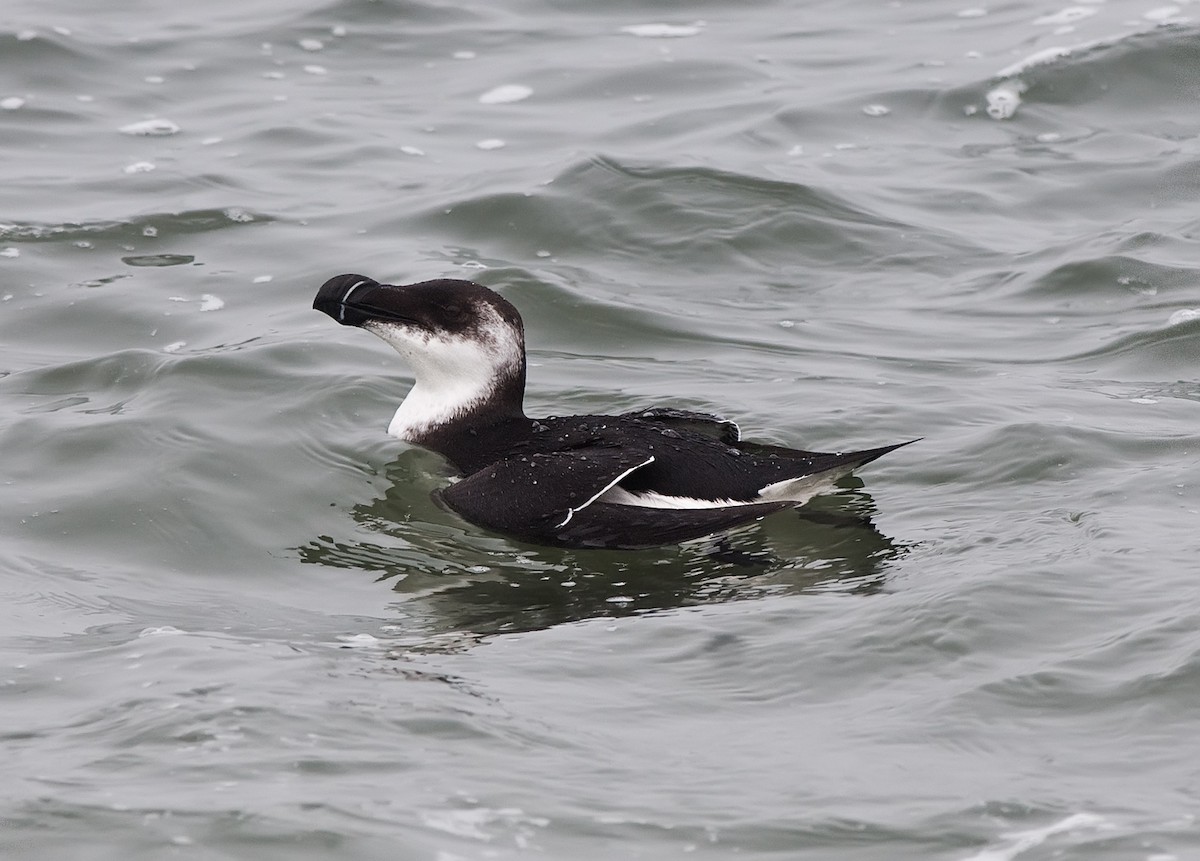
[314,274,912,549]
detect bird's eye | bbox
[443,304,466,322]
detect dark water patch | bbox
[0,209,270,247]
[1081,377,1200,406]
[955,613,1200,747]
[1111,230,1200,268]
[912,25,1200,137]
[21,394,91,414]
[547,812,961,859]
[1016,254,1197,302]
[1055,316,1200,375]
[320,0,488,30]
[913,421,1194,488]
[410,154,976,285]
[1,219,128,242]
[554,59,764,106]
[1,27,109,77]
[122,253,196,267]
[899,246,1200,367]
[999,26,1200,117]
[7,349,170,400]
[72,273,132,289]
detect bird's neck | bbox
[388,366,526,447]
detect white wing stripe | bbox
[556,456,655,529]
[600,468,848,510]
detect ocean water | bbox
[3,0,1200,858]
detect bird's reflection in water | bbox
[298,449,907,642]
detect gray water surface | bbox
[3,0,1200,858]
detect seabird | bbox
[314,274,912,549]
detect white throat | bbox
[387,375,493,441]
[366,317,523,442]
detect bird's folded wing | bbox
[621,407,740,443]
[436,448,656,536]
[436,446,794,549]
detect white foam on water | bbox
[996,45,1073,76]
[1143,5,1182,20]
[0,247,20,258]
[620,22,704,37]
[419,805,547,841]
[1118,275,1156,295]
[1033,6,1097,25]
[1168,308,1200,326]
[298,38,323,51]
[119,117,180,136]
[959,812,1112,861]
[478,84,531,104]
[1,97,26,110]
[252,275,272,283]
[303,64,327,75]
[162,341,186,353]
[986,81,1025,119]
[400,145,425,156]
[334,633,380,649]
[453,50,476,59]
[123,161,156,174]
[475,138,506,149]
[199,294,224,312]
[17,29,37,41]
[862,103,891,116]
[957,7,988,16]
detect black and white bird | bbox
[314,274,912,549]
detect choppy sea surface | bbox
[4,0,1200,858]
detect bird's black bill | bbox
[314,273,418,327]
